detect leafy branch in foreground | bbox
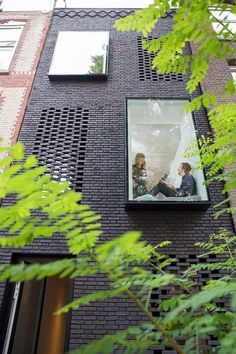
[185,103,236,216]
[1,143,236,353]
[0,142,183,353]
[115,0,236,94]
[0,142,102,250]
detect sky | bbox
[2,0,235,25]
[55,0,153,8]
[1,0,153,11]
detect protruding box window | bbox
[126,99,210,209]
[0,21,24,73]
[48,31,109,79]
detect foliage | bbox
[115,0,236,93]
[185,102,236,216]
[1,2,236,354]
[0,142,102,250]
[1,143,236,354]
[115,0,236,215]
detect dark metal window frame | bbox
[125,97,211,210]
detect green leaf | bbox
[24,155,38,169]
[55,286,128,314]
[12,142,24,161]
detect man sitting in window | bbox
[150,162,197,198]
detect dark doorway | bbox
[2,257,71,354]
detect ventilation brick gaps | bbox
[151,254,224,353]
[137,36,184,82]
[32,107,88,191]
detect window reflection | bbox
[127,99,209,203]
[48,31,109,78]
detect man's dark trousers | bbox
[150,183,176,197]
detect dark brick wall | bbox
[190,43,236,229]
[0,9,235,352]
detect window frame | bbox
[210,10,236,40]
[125,97,211,210]
[0,21,24,73]
[48,31,110,80]
[229,66,236,83]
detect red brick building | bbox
[0,3,53,151]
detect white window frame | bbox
[0,21,24,73]
[229,66,236,83]
[211,10,236,39]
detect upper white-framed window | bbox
[0,21,24,73]
[48,31,109,80]
[211,10,236,39]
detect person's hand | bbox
[167,183,176,190]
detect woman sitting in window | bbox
[132,153,148,198]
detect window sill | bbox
[0,70,10,74]
[125,200,211,211]
[48,73,108,81]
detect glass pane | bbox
[48,31,109,77]
[230,70,236,83]
[127,99,208,202]
[0,27,22,41]
[0,48,14,71]
[0,24,23,71]
[11,280,45,354]
[36,277,70,354]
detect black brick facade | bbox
[0,9,235,352]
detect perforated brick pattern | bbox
[137,36,184,82]
[32,107,89,191]
[54,9,134,19]
[151,254,225,352]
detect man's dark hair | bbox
[181,162,191,173]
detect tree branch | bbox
[125,288,186,354]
